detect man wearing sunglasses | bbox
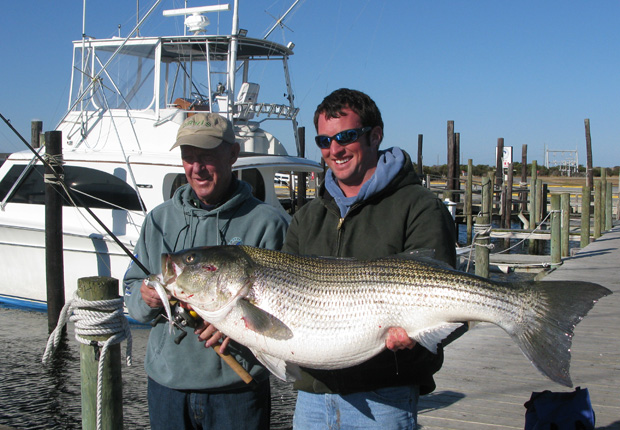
[282,88,456,429]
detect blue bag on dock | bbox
[524,386,595,430]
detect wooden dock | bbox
[418,225,620,429]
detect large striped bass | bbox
[154,245,611,387]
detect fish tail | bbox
[509,280,611,387]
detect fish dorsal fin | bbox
[412,322,466,353]
[238,300,293,340]
[252,350,302,382]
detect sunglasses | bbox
[314,127,372,149]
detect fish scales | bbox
[160,245,612,386]
[244,247,527,327]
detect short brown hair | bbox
[313,88,384,138]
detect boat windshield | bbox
[0,164,143,211]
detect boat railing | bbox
[235,103,299,121]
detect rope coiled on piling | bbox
[42,292,132,430]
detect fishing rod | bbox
[0,112,150,276]
[1,113,257,386]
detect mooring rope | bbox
[465,220,494,272]
[42,292,132,430]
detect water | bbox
[0,305,296,429]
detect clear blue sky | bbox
[2,0,619,168]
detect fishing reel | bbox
[151,301,201,344]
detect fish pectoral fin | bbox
[413,322,466,353]
[253,350,301,382]
[238,300,293,340]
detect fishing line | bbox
[0,112,150,276]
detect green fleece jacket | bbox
[282,148,456,395]
[123,179,288,390]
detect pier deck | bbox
[418,225,620,429]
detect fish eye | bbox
[185,254,196,264]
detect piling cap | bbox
[171,113,235,150]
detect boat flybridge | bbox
[0,0,321,309]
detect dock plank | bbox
[418,225,620,429]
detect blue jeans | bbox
[147,377,270,430]
[293,385,419,430]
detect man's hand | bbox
[386,327,416,351]
[195,320,231,353]
[140,279,170,308]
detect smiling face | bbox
[181,143,240,206]
[317,107,382,197]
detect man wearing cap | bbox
[124,113,288,430]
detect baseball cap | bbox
[171,113,235,150]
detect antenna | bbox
[163,4,230,34]
[264,0,301,39]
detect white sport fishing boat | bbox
[0,0,321,309]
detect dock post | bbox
[520,144,528,213]
[580,186,591,248]
[447,121,456,192]
[78,276,124,429]
[561,193,570,257]
[484,174,493,220]
[45,130,65,334]
[594,180,602,239]
[466,159,473,244]
[503,162,513,249]
[550,194,561,264]
[475,178,492,278]
[417,134,424,177]
[617,172,620,221]
[605,181,613,231]
[601,169,607,230]
[528,162,538,254]
[540,182,548,224]
[31,120,43,148]
[474,215,490,278]
[296,127,307,209]
[585,119,593,188]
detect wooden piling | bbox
[466,159,473,244]
[601,168,607,229]
[78,276,124,430]
[605,181,612,231]
[585,119,593,188]
[296,127,307,209]
[482,176,492,220]
[550,194,561,264]
[580,185,591,248]
[529,160,538,226]
[417,134,424,177]
[541,182,548,224]
[520,144,528,212]
[476,177,493,278]
[45,130,65,334]
[561,193,570,257]
[447,121,456,192]
[594,180,602,239]
[495,138,504,189]
[31,120,43,149]
[617,172,620,222]
[503,163,513,249]
[528,171,540,255]
[475,215,490,278]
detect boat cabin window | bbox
[0,165,143,211]
[168,168,265,202]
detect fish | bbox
[157,245,612,387]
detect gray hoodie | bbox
[124,179,288,390]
